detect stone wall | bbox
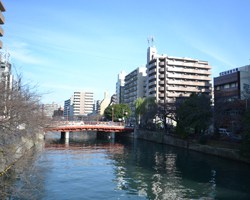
[0,130,44,175]
[134,128,250,164]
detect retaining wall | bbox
[0,131,44,175]
[134,129,250,164]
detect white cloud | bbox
[8,41,46,65]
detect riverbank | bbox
[0,130,44,176]
[132,128,250,164]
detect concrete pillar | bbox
[109,132,115,144]
[61,131,70,139]
[65,131,69,139]
[65,137,69,148]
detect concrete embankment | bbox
[133,129,250,164]
[0,130,44,176]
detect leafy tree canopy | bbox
[104,104,131,122]
[176,93,212,136]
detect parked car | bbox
[219,128,231,137]
[219,128,242,142]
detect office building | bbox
[214,65,250,102]
[214,65,250,132]
[146,47,211,103]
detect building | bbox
[214,65,250,132]
[43,102,60,118]
[124,67,147,118]
[214,65,250,102]
[63,99,72,120]
[53,107,64,120]
[116,71,126,104]
[64,91,94,120]
[0,1,11,89]
[99,91,110,115]
[0,60,12,90]
[146,46,211,104]
[0,0,5,49]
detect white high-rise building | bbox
[64,91,94,120]
[146,47,212,103]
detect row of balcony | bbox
[149,74,211,83]
[167,79,210,87]
[167,66,210,75]
[148,59,211,69]
[167,60,211,69]
[167,73,211,80]
[147,80,210,89]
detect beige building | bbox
[99,91,110,115]
[146,47,211,103]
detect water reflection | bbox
[1,134,250,199]
[111,138,250,199]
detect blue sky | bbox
[2,0,250,105]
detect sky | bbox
[2,0,250,105]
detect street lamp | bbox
[124,111,128,126]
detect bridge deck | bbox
[45,121,134,133]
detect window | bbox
[224,84,230,89]
[215,86,220,91]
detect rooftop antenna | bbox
[147,36,155,47]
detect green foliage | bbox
[104,104,131,122]
[134,97,157,126]
[176,94,212,137]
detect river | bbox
[1,132,250,200]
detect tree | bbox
[135,97,157,128]
[104,104,131,122]
[176,94,212,138]
[240,92,250,159]
[0,74,50,169]
[135,97,145,125]
[157,99,180,131]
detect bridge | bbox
[44,121,134,139]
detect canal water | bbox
[1,132,250,200]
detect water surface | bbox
[1,132,250,199]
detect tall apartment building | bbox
[124,67,147,116]
[116,71,126,104]
[146,47,211,103]
[0,0,5,49]
[64,91,94,120]
[0,1,11,89]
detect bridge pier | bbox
[61,131,70,140]
[97,131,115,141]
